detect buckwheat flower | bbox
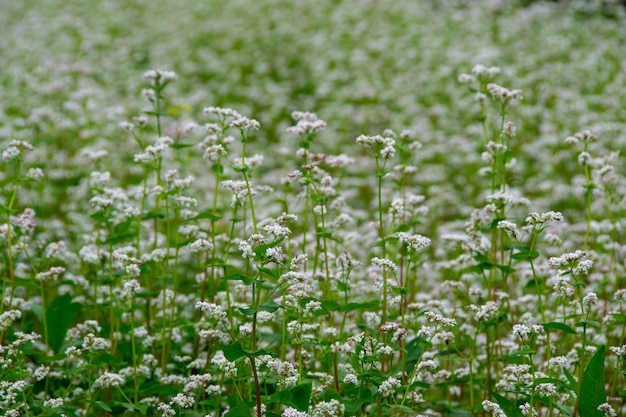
[93,372,125,389]
[424,311,457,327]
[142,88,156,102]
[397,232,432,252]
[547,356,570,371]
[190,239,213,253]
[433,331,455,345]
[371,257,398,274]
[583,292,598,310]
[238,322,252,335]
[615,289,626,302]
[313,204,327,215]
[211,351,237,376]
[203,144,227,161]
[83,333,111,351]
[282,407,309,417]
[0,310,22,331]
[380,144,395,159]
[175,196,198,208]
[144,69,177,84]
[239,240,253,260]
[458,73,474,84]
[122,279,141,300]
[598,403,617,417]
[468,301,499,321]
[170,393,194,408]
[343,373,359,385]
[378,377,401,398]
[566,129,597,145]
[578,151,592,166]
[2,140,34,161]
[512,324,530,339]
[519,403,537,417]
[119,121,134,132]
[534,383,557,398]
[573,259,593,276]
[230,116,260,131]
[89,195,113,210]
[486,83,523,106]
[263,223,292,239]
[497,220,519,239]
[195,302,226,320]
[35,266,66,282]
[482,400,506,417]
[43,398,64,409]
[526,211,563,225]
[157,403,176,416]
[548,250,586,269]
[503,121,516,138]
[312,399,344,417]
[26,167,44,180]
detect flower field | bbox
[1,1,626,416]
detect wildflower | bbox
[548,250,586,269]
[482,400,506,417]
[26,167,44,180]
[497,220,519,239]
[486,83,523,106]
[143,69,177,85]
[582,292,598,310]
[311,399,344,417]
[190,239,213,253]
[35,266,66,282]
[195,302,226,320]
[424,311,457,327]
[396,232,432,252]
[157,403,176,416]
[170,393,194,408]
[597,403,617,417]
[378,377,401,397]
[371,257,398,274]
[2,140,34,161]
[93,372,125,389]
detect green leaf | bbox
[170,142,192,149]
[46,294,82,353]
[339,300,379,312]
[321,300,340,311]
[578,345,606,417]
[223,273,255,285]
[575,320,601,329]
[0,276,39,290]
[563,368,578,392]
[542,322,577,334]
[259,300,281,313]
[224,404,251,417]
[214,342,247,361]
[83,399,112,412]
[490,391,523,417]
[511,250,540,260]
[284,383,311,411]
[189,210,223,222]
[104,219,140,245]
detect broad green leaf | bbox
[511,250,540,260]
[189,210,223,222]
[224,404,251,417]
[339,300,379,312]
[575,320,601,329]
[223,273,255,285]
[214,342,247,361]
[578,345,606,417]
[46,293,82,354]
[82,399,112,412]
[284,383,311,411]
[542,322,577,334]
[490,391,523,417]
